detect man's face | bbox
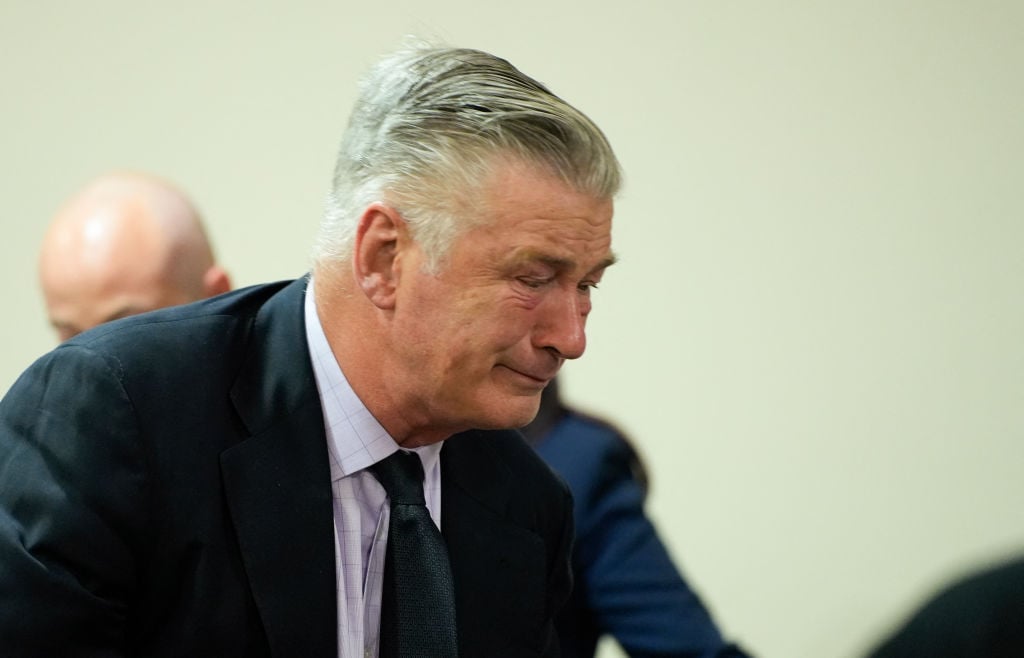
[39,202,197,342]
[42,272,192,342]
[390,160,614,433]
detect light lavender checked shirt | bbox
[303,278,443,658]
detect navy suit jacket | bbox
[533,410,749,658]
[0,277,573,657]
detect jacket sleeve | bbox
[539,416,751,657]
[0,345,148,657]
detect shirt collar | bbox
[303,276,442,481]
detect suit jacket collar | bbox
[221,277,337,657]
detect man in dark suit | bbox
[0,44,621,656]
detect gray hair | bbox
[312,45,622,272]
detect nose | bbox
[534,287,588,360]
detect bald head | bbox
[39,172,232,341]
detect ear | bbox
[353,203,407,310]
[202,265,232,298]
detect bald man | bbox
[39,172,232,341]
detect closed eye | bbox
[517,276,555,289]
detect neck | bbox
[313,270,459,448]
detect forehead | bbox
[466,161,615,265]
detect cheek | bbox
[485,298,539,339]
[441,309,534,371]
[509,287,545,311]
[450,288,529,334]
[414,285,537,367]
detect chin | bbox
[469,394,542,431]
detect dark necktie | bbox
[370,450,459,657]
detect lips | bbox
[501,363,560,385]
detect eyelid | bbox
[512,261,557,280]
[517,275,555,289]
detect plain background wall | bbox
[2,2,1022,656]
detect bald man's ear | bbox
[202,266,232,298]
[353,203,406,310]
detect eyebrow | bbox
[505,248,618,275]
[49,304,147,339]
[51,320,81,335]
[100,305,145,324]
[592,254,618,272]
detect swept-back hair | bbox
[313,44,622,272]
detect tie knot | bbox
[370,450,426,505]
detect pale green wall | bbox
[2,2,1022,656]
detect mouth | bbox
[499,364,559,387]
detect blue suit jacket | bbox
[0,277,573,656]
[533,410,749,658]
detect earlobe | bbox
[203,266,232,297]
[353,203,405,310]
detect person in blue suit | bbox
[523,378,752,658]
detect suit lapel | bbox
[221,278,336,657]
[441,431,550,652]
